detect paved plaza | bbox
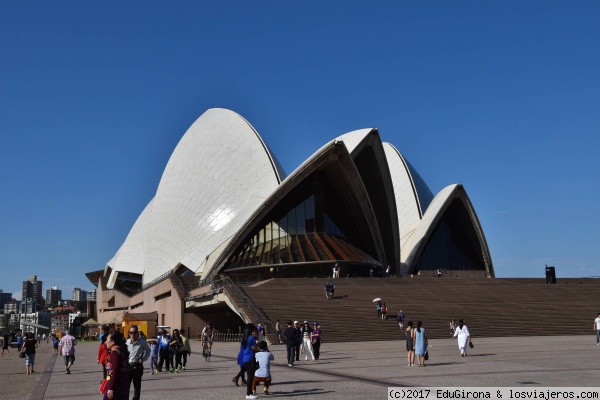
[1,335,598,400]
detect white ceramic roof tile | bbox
[107,109,281,283]
[383,143,422,244]
[336,129,373,153]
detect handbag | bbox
[19,351,26,358]
[424,345,429,361]
[469,341,474,348]
[99,377,109,394]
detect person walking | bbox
[300,321,315,361]
[257,323,265,342]
[16,333,23,351]
[146,337,158,375]
[275,319,282,344]
[293,321,302,361]
[311,322,321,360]
[169,328,183,372]
[594,313,600,345]
[126,324,151,400]
[1,334,9,356]
[104,330,130,400]
[397,310,405,329]
[179,329,191,370]
[232,346,248,387]
[238,324,259,400]
[453,319,471,357]
[58,329,77,374]
[376,301,382,319]
[23,332,38,375]
[414,321,427,367]
[405,321,415,366]
[381,302,388,320]
[283,320,296,366]
[156,329,171,372]
[324,281,332,299]
[51,333,59,355]
[98,334,109,379]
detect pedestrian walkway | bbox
[2,335,599,400]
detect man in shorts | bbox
[202,322,215,355]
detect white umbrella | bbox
[372,298,382,302]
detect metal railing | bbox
[219,277,277,343]
[196,332,243,342]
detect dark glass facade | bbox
[414,199,486,272]
[114,272,143,296]
[224,173,381,277]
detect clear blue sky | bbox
[1,1,599,299]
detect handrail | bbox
[218,277,277,343]
[135,270,174,294]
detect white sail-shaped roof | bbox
[106,198,154,275]
[383,143,423,250]
[107,108,283,284]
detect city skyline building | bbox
[21,275,43,313]
[4,299,18,315]
[86,289,96,301]
[46,286,62,307]
[0,289,12,312]
[72,287,87,302]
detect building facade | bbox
[90,108,494,330]
[22,275,43,313]
[45,287,62,307]
[72,288,88,302]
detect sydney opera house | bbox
[89,108,493,331]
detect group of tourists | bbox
[283,320,322,364]
[95,324,195,400]
[233,318,322,399]
[403,318,472,367]
[153,327,192,373]
[7,329,77,377]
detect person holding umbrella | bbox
[374,299,383,319]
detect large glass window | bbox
[415,199,485,272]
[225,190,377,272]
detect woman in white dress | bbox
[453,319,471,357]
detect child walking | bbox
[147,337,158,374]
[252,341,274,396]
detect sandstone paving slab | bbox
[4,335,597,400]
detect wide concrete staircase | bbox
[240,277,599,343]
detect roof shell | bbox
[107,108,283,283]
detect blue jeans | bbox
[596,330,600,344]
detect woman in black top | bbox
[23,332,38,375]
[405,321,414,367]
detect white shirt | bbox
[594,317,600,330]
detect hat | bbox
[293,320,298,324]
[287,320,292,325]
[303,320,308,324]
[313,321,318,325]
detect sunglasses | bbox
[129,331,138,335]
